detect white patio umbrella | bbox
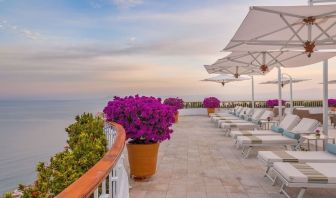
[202,74,250,86]
[204,51,278,112]
[260,76,311,112]
[319,80,336,84]
[204,51,333,117]
[223,4,336,134]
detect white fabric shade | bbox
[260,77,311,86]
[202,74,250,83]
[319,80,336,84]
[224,4,336,57]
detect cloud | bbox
[112,0,143,8]
[0,19,42,40]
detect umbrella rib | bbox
[315,23,334,41]
[275,53,304,66]
[266,51,283,65]
[316,10,336,18]
[281,23,305,50]
[248,52,262,66]
[314,22,336,42]
[266,52,285,67]
[280,14,305,44]
[251,6,306,19]
[230,59,259,67]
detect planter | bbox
[207,108,215,115]
[174,111,179,123]
[127,142,159,178]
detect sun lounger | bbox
[269,144,336,198]
[236,118,319,158]
[258,150,336,182]
[220,110,274,133]
[272,162,336,198]
[216,109,264,127]
[230,114,300,139]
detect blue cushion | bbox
[326,143,336,155]
[271,125,284,133]
[283,130,300,140]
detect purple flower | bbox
[103,95,175,143]
[163,97,184,112]
[328,99,336,107]
[266,99,286,108]
[203,97,220,108]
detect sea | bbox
[0,99,107,194]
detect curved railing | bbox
[56,122,128,198]
[183,100,324,109]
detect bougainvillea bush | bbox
[328,99,336,107]
[266,99,286,108]
[103,95,175,144]
[163,97,184,112]
[203,97,221,108]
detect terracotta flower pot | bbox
[127,142,159,178]
[207,108,215,116]
[174,111,179,123]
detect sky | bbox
[0,0,336,101]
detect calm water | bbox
[0,99,107,194]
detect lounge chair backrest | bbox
[238,107,248,116]
[251,109,265,120]
[259,111,274,120]
[244,108,253,116]
[291,118,319,134]
[236,106,243,114]
[278,114,301,130]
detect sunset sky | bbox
[1,0,336,101]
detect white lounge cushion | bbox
[291,118,319,134]
[278,114,301,131]
[237,135,298,145]
[273,162,336,183]
[251,109,265,120]
[259,111,274,120]
[221,122,258,131]
[230,130,281,139]
[258,151,336,165]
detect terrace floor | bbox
[128,116,336,198]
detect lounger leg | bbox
[242,146,252,159]
[264,167,277,184]
[279,183,291,198]
[297,188,306,198]
[271,175,277,186]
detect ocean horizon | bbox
[0,99,107,194]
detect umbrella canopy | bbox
[202,74,250,86]
[319,80,336,84]
[260,77,311,87]
[224,5,336,57]
[204,51,334,76]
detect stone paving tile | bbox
[129,116,336,198]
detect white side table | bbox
[301,134,335,151]
[259,120,278,130]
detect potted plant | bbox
[266,99,286,116]
[203,97,220,115]
[163,97,184,123]
[103,95,175,178]
[328,99,336,112]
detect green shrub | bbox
[4,113,107,198]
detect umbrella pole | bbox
[323,60,329,136]
[277,66,282,120]
[289,76,293,113]
[251,76,255,112]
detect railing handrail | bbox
[56,122,126,198]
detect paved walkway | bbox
[128,116,336,198]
